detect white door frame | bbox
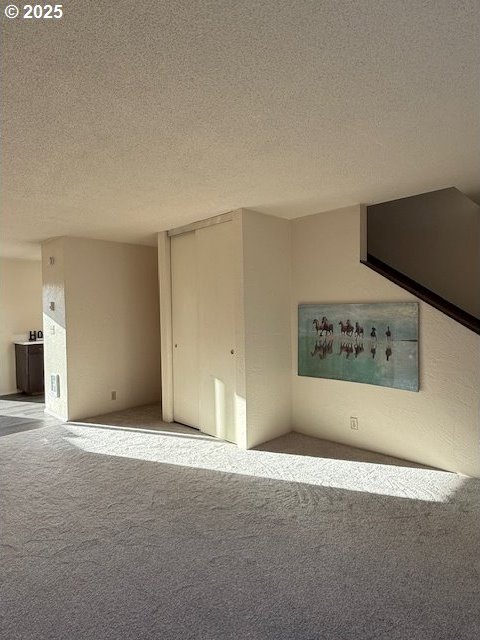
[157,211,237,424]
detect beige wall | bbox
[39,208,478,476]
[42,239,69,420]
[42,237,161,421]
[242,210,292,448]
[0,258,43,395]
[291,206,480,476]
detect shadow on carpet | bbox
[1,424,479,640]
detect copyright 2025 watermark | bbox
[4,4,64,19]
[5,4,19,18]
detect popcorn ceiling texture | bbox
[2,0,479,258]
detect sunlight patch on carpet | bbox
[62,425,464,503]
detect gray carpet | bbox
[1,404,479,639]
[80,402,202,436]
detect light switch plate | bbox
[50,374,60,398]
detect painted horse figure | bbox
[321,317,334,335]
[354,322,364,339]
[338,320,354,337]
[313,317,333,336]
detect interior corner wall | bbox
[42,238,69,421]
[63,238,161,421]
[291,205,480,477]
[242,210,292,448]
[0,258,43,395]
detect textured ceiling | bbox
[2,0,479,259]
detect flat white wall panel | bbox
[64,238,161,420]
[171,232,199,427]
[197,222,238,442]
[242,210,292,448]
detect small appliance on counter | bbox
[28,330,44,341]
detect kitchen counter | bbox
[14,340,44,346]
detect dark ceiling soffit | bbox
[361,254,480,335]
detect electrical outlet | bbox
[350,416,359,430]
[111,391,117,400]
[49,301,55,311]
[50,325,55,335]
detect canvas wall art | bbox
[298,302,419,391]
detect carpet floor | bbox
[1,400,479,639]
[80,402,202,436]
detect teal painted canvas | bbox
[298,302,419,391]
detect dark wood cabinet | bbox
[15,343,44,394]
